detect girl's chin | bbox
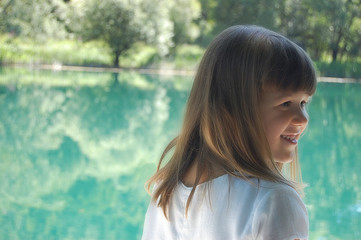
[275,158,294,164]
[274,153,295,164]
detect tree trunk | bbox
[339,0,358,61]
[113,48,123,67]
[331,0,358,62]
[332,46,339,62]
[332,28,343,62]
[114,52,120,68]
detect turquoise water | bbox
[0,67,360,240]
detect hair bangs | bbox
[265,37,317,95]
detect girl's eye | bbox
[281,101,291,107]
[301,101,308,108]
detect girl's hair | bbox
[146,25,317,218]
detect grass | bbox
[1,34,361,78]
[0,35,113,67]
[118,42,160,68]
[0,35,203,70]
[315,60,361,79]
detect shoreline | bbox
[2,63,196,77]
[2,63,360,83]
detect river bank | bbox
[2,63,360,83]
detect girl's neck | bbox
[182,163,226,187]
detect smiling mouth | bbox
[281,135,298,144]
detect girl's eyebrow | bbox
[272,92,294,100]
[273,92,312,102]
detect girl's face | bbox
[260,87,312,163]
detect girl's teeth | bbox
[281,135,297,143]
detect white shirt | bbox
[142,174,308,240]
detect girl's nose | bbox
[292,108,309,125]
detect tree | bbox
[75,0,139,67]
[277,0,361,61]
[329,0,361,61]
[276,0,329,59]
[71,0,174,67]
[195,0,284,46]
[169,0,201,45]
[0,0,14,33]
[306,0,361,62]
[0,0,69,39]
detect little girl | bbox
[142,25,316,240]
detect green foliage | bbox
[1,0,361,75]
[194,0,361,63]
[196,0,283,45]
[214,0,281,33]
[124,44,204,70]
[0,35,112,66]
[0,0,69,39]
[278,0,361,62]
[71,0,141,67]
[315,60,361,79]
[173,44,204,69]
[0,34,171,69]
[119,43,159,68]
[70,0,175,67]
[169,0,202,45]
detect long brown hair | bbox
[146,25,317,218]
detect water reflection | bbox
[301,82,361,239]
[0,68,191,239]
[0,68,360,239]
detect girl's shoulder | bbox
[256,178,305,205]
[176,173,302,202]
[228,174,301,196]
[225,175,308,217]
[225,176,308,239]
[226,174,298,193]
[251,179,309,239]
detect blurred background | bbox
[0,0,361,239]
[0,0,361,76]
